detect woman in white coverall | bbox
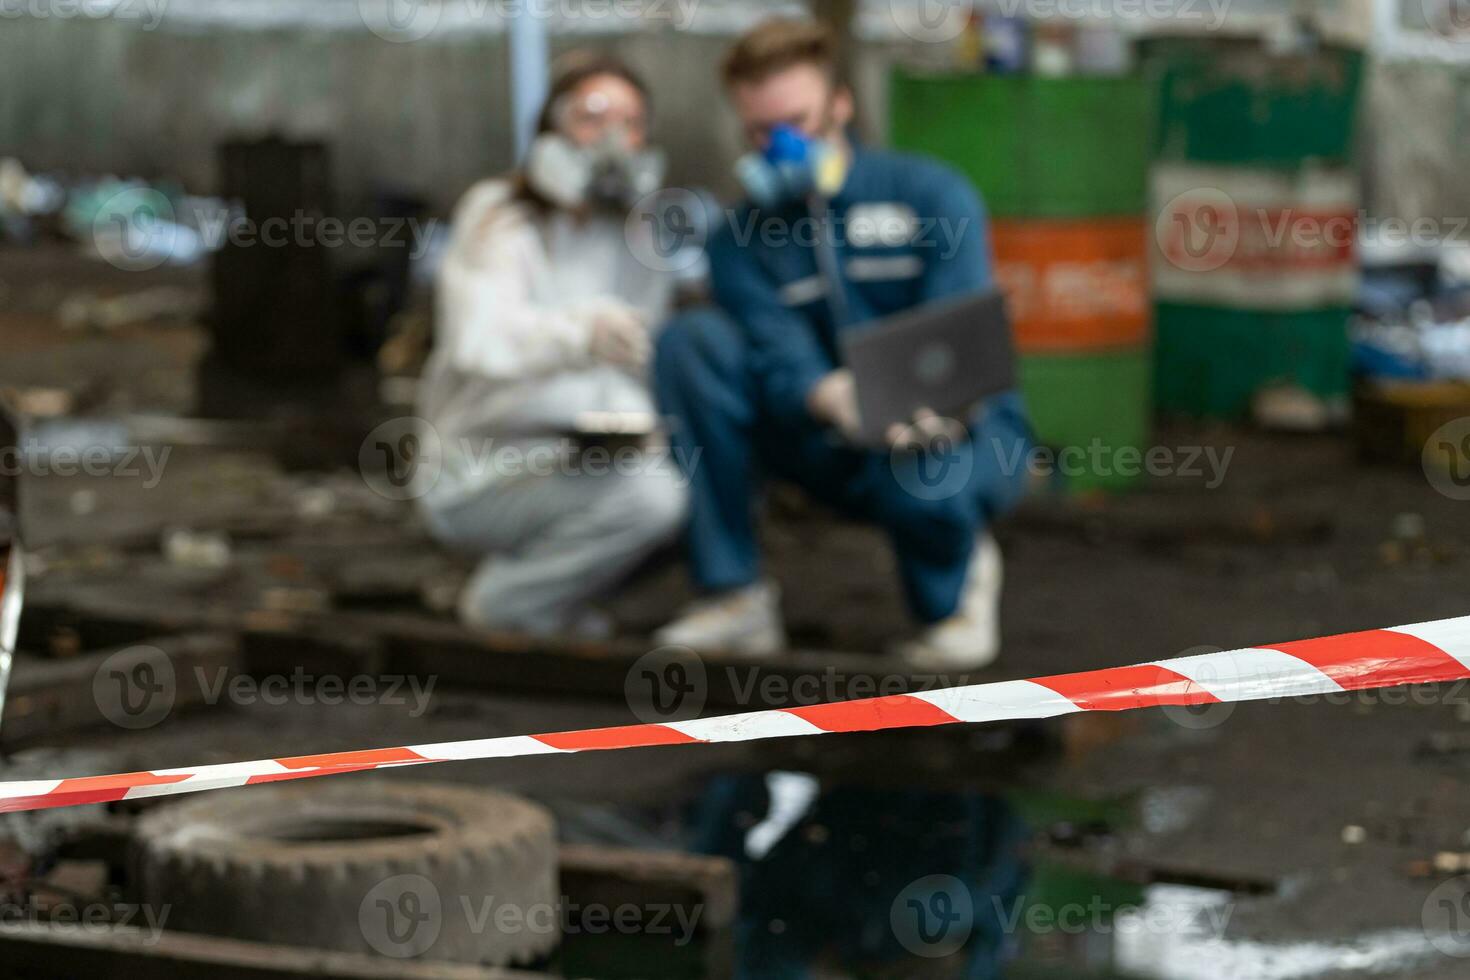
[418,55,687,636]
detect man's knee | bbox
[872,452,982,563]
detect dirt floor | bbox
[6,245,1470,977]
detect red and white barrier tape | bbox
[3,616,1469,814]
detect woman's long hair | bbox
[512,52,653,211]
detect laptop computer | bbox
[839,288,1016,447]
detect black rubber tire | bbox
[132,779,559,965]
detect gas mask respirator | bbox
[734,124,849,209]
[525,129,666,212]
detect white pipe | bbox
[509,8,550,164]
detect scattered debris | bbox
[1140,786,1212,837]
[0,158,64,244]
[1252,383,1345,433]
[1433,851,1470,873]
[4,388,73,419]
[258,586,330,614]
[160,528,232,570]
[63,180,220,269]
[67,490,97,518]
[1380,511,1445,566]
[290,486,337,521]
[57,286,204,332]
[1353,298,1470,383]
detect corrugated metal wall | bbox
[1362,58,1470,227]
[0,15,929,211]
[3,3,1455,224]
[0,20,739,209]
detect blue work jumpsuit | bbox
[654,148,1032,624]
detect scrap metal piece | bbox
[0,400,24,730]
[0,545,23,728]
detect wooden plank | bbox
[18,586,1007,712]
[558,843,738,926]
[0,922,547,980]
[364,611,922,710]
[18,584,223,650]
[12,585,1062,797]
[558,843,737,979]
[0,633,240,747]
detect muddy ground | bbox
[5,246,1470,977]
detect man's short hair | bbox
[721,18,840,89]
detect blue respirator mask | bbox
[734,124,849,209]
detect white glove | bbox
[887,408,960,451]
[586,304,651,371]
[806,369,861,440]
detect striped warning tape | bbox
[3,615,1469,814]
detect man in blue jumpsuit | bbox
[653,18,1032,669]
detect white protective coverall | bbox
[417,179,687,634]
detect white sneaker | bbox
[892,534,1003,672]
[653,580,787,656]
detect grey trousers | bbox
[423,452,688,635]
